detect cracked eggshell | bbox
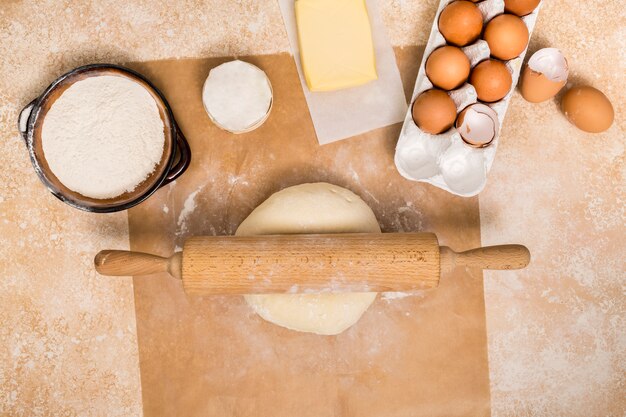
[456,103,499,147]
[439,144,487,194]
[520,48,569,103]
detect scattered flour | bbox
[381,292,411,301]
[381,291,427,301]
[177,188,202,234]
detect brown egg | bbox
[561,86,614,133]
[504,0,540,16]
[484,14,529,60]
[426,46,471,90]
[470,59,512,102]
[412,89,457,134]
[438,1,484,47]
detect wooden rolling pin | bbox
[94,233,530,295]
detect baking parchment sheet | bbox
[277,0,408,145]
[126,48,490,417]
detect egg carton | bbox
[394,0,542,197]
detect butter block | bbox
[295,0,378,92]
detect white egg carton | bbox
[394,0,542,197]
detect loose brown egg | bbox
[504,0,540,16]
[484,14,529,60]
[520,48,569,103]
[438,1,484,47]
[470,59,512,102]
[412,89,458,134]
[426,46,471,90]
[561,86,614,133]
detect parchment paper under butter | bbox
[126,48,490,417]
[278,0,407,145]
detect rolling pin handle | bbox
[94,250,182,280]
[441,244,530,271]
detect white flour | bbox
[42,75,165,199]
[176,187,201,234]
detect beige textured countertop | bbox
[0,1,623,416]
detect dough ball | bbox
[235,183,380,335]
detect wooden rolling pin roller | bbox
[94,233,530,295]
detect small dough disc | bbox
[235,183,380,335]
[202,60,272,133]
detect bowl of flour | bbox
[18,64,190,212]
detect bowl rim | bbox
[21,63,183,213]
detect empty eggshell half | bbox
[439,145,487,194]
[456,103,499,147]
[520,48,569,103]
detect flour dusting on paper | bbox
[381,291,427,301]
[177,187,202,234]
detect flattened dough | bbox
[235,183,380,335]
